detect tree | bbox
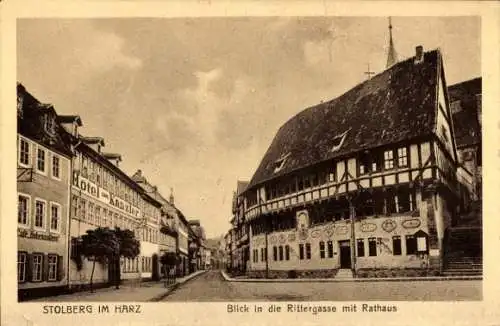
[160,252,178,283]
[114,227,141,288]
[80,227,119,293]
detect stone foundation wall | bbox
[248,269,338,279]
[356,268,441,278]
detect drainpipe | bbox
[349,197,357,277]
[259,195,269,279]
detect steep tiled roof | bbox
[248,49,442,189]
[448,77,481,149]
[236,181,249,195]
[17,83,73,157]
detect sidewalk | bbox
[221,270,482,283]
[29,270,207,302]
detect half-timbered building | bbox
[243,47,472,278]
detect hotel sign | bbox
[72,171,141,217]
[18,228,59,242]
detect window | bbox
[279,246,284,261]
[52,155,60,179]
[393,236,402,255]
[95,206,101,226]
[273,246,278,261]
[406,235,417,255]
[417,235,428,253]
[285,245,290,260]
[357,239,365,257]
[264,248,268,262]
[44,114,56,135]
[368,238,377,256]
[384,150,394,170]
[18,195,30,226]
[35,200,46,229]
[327,241,334,258]
[48,255,57,281]
[359,153,370,175]
[359,164,366,175]
[451,100,462,113]
[397,147,408,167]
[306,243,311,259]
[331,130,349,152]
[319,241,325,259]
[19,138,30,166]
[18,252,27,283]
[328,171,336,183]
[299,244,305,260]
[37,147,47,173]
[32,254,43,282]
[88,202,95,224]
[397,188,415,213]
[50,203,60,232]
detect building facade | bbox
[449,77,482,204]
[131,170,178,279]
[65,130,162,287]
[231,181,250,274]
[242,47,471,278]
[17,84,74,299]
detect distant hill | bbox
[205,236,223,249]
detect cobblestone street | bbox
[162,270,482,301]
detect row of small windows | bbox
[19,138,61,179]
[18,194,61,232]
[250,187,416,235]
[18,252,62,283]
[264,147,411,202]
[251,235,428,263]
[72,196,159,244]
[120,256,154,273]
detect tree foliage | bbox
[80,227,119,292]
[160,252,178,267]
[114,227,141,258]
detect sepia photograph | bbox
[15,15,482,303]
[2,1,499,326]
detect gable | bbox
[435,67,458,163]
[247,49,441,190]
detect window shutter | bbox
[43,254,49,282]
[26,254,33,282]
[57,255,65,281]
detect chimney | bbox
[169,187,174,205]
[414,45,424,64]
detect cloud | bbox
[17,19,142,97]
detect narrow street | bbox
[162,270,482,301]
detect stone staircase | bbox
[335,269,354,279]
[442,226,482,276]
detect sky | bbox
[17,16,480,238]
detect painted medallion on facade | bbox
[299,228,309,240]
[381,219,397,233]
[360,222,377,233]
[402,218,421,229]
[335,225,348,235]
[279,234,287,244]
[311,229,321,238]
[325,225,335,237]
[269,235,277,244]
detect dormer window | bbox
[331,129,349,152]
[43,113,57,136]
[450,100,462,113]
[274,153,290,173]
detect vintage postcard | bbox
[1,1,499,325]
